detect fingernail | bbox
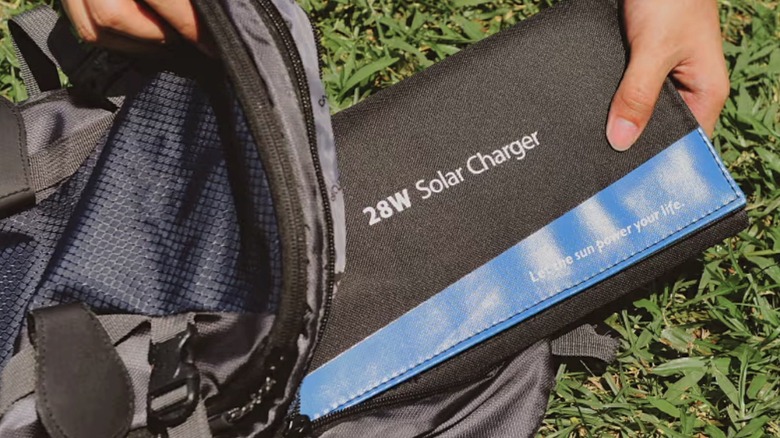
[607,117,640,152]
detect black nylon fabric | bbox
[31,304,133,438]
[306,0,745,429]
[0,96,34,220]
[315,341,555,438]
[0,72,281,369]
[312,0,700,368]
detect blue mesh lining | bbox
[0,73,281,368]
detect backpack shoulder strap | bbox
[30,303,134,438]
[8,6,64,97]
[0,96,34,219]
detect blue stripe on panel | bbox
[301,128,745,419]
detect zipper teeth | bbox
[252,0,338,378]
[311,377,481,429]
[193,0,310,426]
[253,2,340,427]
[312,24,326,79]
[312,361,505,430]
[210,0,338,429]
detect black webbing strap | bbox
[30,303,134,438]
[0,96,34,220]
[551,324,620,364]
[8,6,63,96]
[9,6,133,107]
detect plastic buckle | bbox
[147,324,200,430]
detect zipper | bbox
[307,366,502,433]
[306,19,337,356]
[249,0,337,353]
[220,375,277,426]
[194,0,309,429]
[311,23,327,80]
[247,0,340,432]
[284,415,313,438]
[192,0,337,433]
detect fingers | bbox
[83,29,169,54]
[610,0,728,150]
[144,0,214,55]
[61,0,98,43]
[607,48,671,151]
[61,0,206,54]
[144,0,200,45]
[673,57,731,137]
[84,0,169,43]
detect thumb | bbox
[607,50,670,151]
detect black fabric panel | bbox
[31,303,133,438]
[7,21,61,94]
[0,96,34,220]
[313,0,700,368]
[315,340,555,438]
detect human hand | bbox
[607,0,730,151]
[61,0,209,54]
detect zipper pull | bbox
[284,415,313,438]
[220,374,277,425]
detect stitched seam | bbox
[85,306,134,438]
[318,132,743,417]
[36,307,134,438]
[0,349,36,414]
[18,89,69,110]
[29,114,114,193]
[696,128,742,196]
[0,188,30,201]
[36,313,71,438]
[0,98,30,200]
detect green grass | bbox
[2,0,779,436]
[0,0,54,101]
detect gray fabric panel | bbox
[28,107,116,201]
[114,325,152,430]
[20,88,118,204]
[433,341,554,438]
[551,324,620,363]
[317,340,554,438]
[19,91,114,157]
[0,396,46,438]
[100,314,151,345]
[0,349,35,417]
[166,401,212,438]
[270,0,346,276]
[151,313,194,344]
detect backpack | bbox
[0,1,747,437]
